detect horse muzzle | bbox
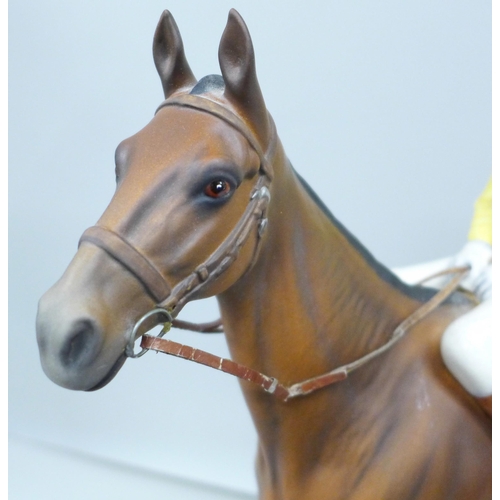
[36,285,124,391]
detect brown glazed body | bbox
[36,10,491,499]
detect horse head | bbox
[36,9,277,391]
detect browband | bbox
[156,94,275,180]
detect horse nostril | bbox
[60,319,99,368]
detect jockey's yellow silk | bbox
[468,178,492,245]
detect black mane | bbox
[293,167,440,303]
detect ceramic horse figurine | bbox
[36,10,491,499]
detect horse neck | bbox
[215,147,440,487]
[218,149,420,386]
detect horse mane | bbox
[292,167,447,303]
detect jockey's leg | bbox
[440,299,492,416]
[393,258,492,416]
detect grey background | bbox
[9,0,491,498]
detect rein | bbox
[138,266,470,402]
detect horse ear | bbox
[218,9,269,140]
[153,10,197,98]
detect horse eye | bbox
[204,179,231,198]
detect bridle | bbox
[79,93,276,347]
[78,93,471,403]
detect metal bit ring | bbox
[125,308,173,358]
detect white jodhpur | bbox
[440,299,492,397]
[393,241,492,398]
